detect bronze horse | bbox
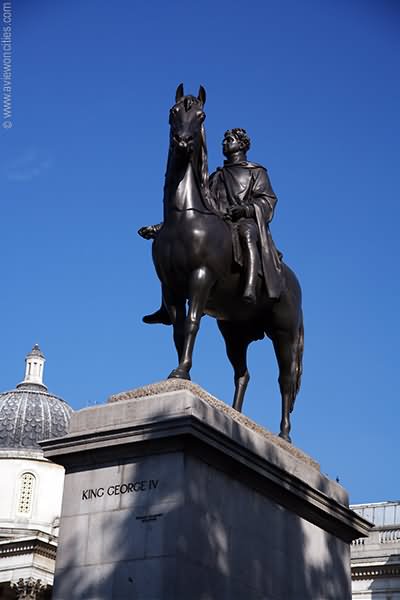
[150,85,303,442]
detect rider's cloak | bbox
[209,161,283,299]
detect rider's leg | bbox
[143,298,172,325]
[238,220,260,303]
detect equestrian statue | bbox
[138,84,303,443]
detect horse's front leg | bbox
[169,267,214,380]
[161,285,186,366]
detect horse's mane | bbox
[199,124,210,198]
[198,124,222,214]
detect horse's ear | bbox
[175,83,184,102]
[198,85,206,106]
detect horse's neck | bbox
[164,146,207,217]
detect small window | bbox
[17,472,36,514]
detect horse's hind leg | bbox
[217,320,250,413]
[169,267,214,380]
[272,332,298,443]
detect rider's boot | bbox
[143,304,172,325]
[243,238,260,304]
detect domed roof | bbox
[0,345,73,450]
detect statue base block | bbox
[42,381,369,600]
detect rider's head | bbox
[223,128,251,157]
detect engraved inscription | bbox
[81,479,159,501]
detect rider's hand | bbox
[138,225,156,240]
[228,206,247,221]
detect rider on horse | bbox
[211,128,283,303]
[139,128,283,324]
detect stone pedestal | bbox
[41,381,370,600]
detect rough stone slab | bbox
[43,383,371,533]
[62,388,337,503]
[108,379,319,470]
[44,381,351,508]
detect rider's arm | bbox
[251,168,277,223]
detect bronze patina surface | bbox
[139,85,303,443]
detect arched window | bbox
[17,472,36,515]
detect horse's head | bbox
[169,83,206,155]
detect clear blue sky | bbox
[1,0,399,504]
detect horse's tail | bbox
[291,315,304,413]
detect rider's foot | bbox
[143,306,172,325]
[243,290,257,304]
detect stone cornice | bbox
[352,563,400,579]
[0,537,56,560]
[41,389,371,543]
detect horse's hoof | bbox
[168,368,191,381]
[279,431,292,444]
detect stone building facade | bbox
[351,501,400,600]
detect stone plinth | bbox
[41,382,370,600]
